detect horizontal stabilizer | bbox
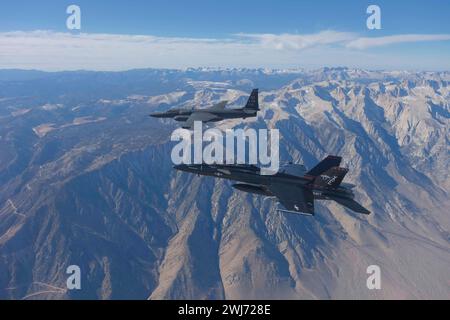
[330,196,371,215]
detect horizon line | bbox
[1,66,449,74]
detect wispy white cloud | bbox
[236,31,356,50]
[0,30,251,71]
[346,34,450,49]
[0,30,449,71]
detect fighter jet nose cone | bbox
[173,164,187,171]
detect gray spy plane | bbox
[174,155,371,216]
[150,89,259,129]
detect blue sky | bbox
[0,0,449,70]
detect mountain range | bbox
[0,67,448,299]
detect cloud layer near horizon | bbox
[1,30,449,71]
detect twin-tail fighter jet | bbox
[174,155,370,216]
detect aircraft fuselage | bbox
[150,108,256,121]
[174,163,355,200]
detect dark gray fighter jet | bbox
[150,89,259,129]
[174,155,371,216]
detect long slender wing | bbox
[181,112,220,129]
[267,183,315,215]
